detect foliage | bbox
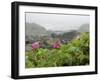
[25,32,89,68]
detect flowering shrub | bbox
[53,40,61,49]
[25,32,89,68]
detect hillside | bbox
[25,23,48,42]
[78,23,89,32]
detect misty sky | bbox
[25,12,90,31]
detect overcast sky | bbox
[25,12,90,31]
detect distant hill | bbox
[25,22,89,46]
[25,23,48,36]
[59,30,79,43]
[25,23,49,42]
[78,23,89,32]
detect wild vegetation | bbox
[25,32,89,68]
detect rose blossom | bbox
[32,42,39,49]
[53,40,61,49]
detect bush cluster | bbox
[25,32,89,68]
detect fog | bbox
[25,12,90,31]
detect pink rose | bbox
[53,40,61,49]
[32,42,39,49]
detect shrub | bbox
[25,32,89,68]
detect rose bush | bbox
[25,32,89,68]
